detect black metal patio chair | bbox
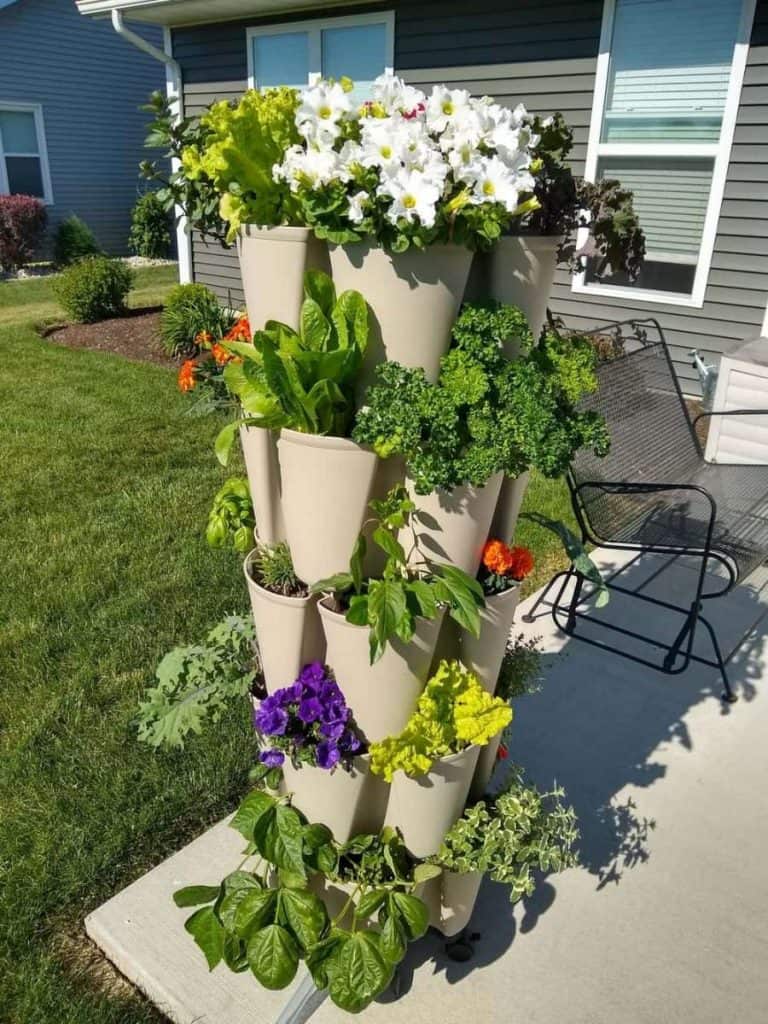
[534,318,768,703]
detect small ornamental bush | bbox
[0,194,47,272]
[161,282,226,357]
[128,191,171,259]
[54,256,133,323]
[53,215,101,267]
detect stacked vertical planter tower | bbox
[172,73,616,1015]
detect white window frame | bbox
[572,0,756,309]
[246,11,395,90]
[0,101,54,205]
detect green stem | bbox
[330,884,361,929]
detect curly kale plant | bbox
[434,765,579,902]
[353,301,609,493]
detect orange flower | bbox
[178,358,197,392]
[482,539,535,580]
[224,315,251,343]
[211,342,231,366]
[195,330,213,349]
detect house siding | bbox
[173,0,768,394]
[0,0,164,254]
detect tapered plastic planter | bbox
[277,430,379,585]
[486,234,560,349]
[459,585,520,694]
[243,550,325,693]
[237,225,329,331]
[318,600,444,743]
[383,746,481,858]
[282,755,388,843]
[490,470,531,545]
[438,870,484,937]
[469,731,504,803]
[405,472,504,577]
[328,241,474,391]
[239,426,285,546]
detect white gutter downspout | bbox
[111,9,193,283]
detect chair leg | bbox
[698,614,738,704]
[522,568,570,624]
[662,604,696,671]
[566,571,585,634]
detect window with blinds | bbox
[584,0,746,298]
[0,108,49,201]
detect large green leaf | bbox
[184,906,225,971]
[367,579,408,663]
[310,572,354,595]
[379,913,407,964]
[390,892,429,940]
[305,931,345,990]
[258,804,307,878]
[230,790,277,842]
[349,535,366,595]
[345,593,369,627]
[404,579,438,620]
[334,290,369,356]
[233,889,277,939]
[354,888,386,921]
[327,931,393,1013]
[173,885,219,908]
[247,924,299,990]
[303,269,336,318]
[214,420,240,467]
[372,526,406,565]
[278,888,328,950]
[217,874,264,932]
[261,338,314,433]
[432,564,483,638]
[300,297,332,352]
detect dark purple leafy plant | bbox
[253,662,364,771]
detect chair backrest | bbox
[570,323,702,543]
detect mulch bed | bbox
[41,307,178,368]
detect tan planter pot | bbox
[243,550,325,693]
[405,472,504,577]
[277,430,379,586]
[460,586,520,694]
[319,600,444,743]
[239,425,285,546]
[383,746,480,858]
[468,731,504,803]
[490,470,531,545]
[281,755,388,843]
[438,870,484,937]
[328,241,474,392]
[486,234,560,350]
[237,225,329,332]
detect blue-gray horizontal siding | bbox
[0,0,165,255]
[176,0,768,395]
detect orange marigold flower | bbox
[178,358,197,392]
[211,342,231,366]
[195,330,213,348]
[482,539,535,580]
[224,315,251,343]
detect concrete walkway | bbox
[86,550,768,1024]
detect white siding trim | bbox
[0,101,54,205]
[572,0,757,310]
[246,10,395,88]
[164,27,192,284]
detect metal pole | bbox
[274,970,328,1024]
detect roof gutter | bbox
[110,8,180,81]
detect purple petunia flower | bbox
[320,720,346,742]
[316,740,341,770]
[259,748,285,768]
[340,730,362,754]
[299,661,326,689]
[297,697,323,724]
[254,704,288,736]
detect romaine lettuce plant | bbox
[215,270,369,464]
[175,786,437,1013]
[312,486,485,663]
[369,660,513,781]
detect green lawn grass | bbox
[0,269,573,1022]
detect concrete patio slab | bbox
[86,550,768,1024]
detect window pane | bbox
[253,31,309,88]
[602,0,743,143]
[0,110,38,153]
[5,156,44,197]
[322,23,387,99]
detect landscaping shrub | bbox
[54,256,133,323]
[128,191,171,259]
[53,215,101,267]
[0,194,47,273]
[161,282,225,357]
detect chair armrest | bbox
[692,407,768,430]
[573,479,717,534]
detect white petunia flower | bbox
[466,156,520,212]
[359,118,411,174]
[378,168,441,227]
[275,144,340,193]
[372,73,427,117]
[296,81,351,142]
[425,86,472,134]
[347,190,369,224]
